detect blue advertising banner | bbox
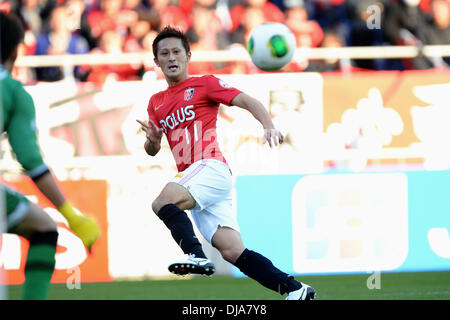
[233,170,450,276]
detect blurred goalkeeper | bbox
[0,11,100,299]
[137,26,315,300]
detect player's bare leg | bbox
[11,202,56,239]
[152,182,196,213]
[10,202,58,300]
[212,226,315,300]
[152,182,215,276]
[211,226,245,263]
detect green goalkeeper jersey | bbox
[1,65,48,179]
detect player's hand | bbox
[137,119,163,144]
[263,128,284,148]
[58,202,100,254]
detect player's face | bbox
[154,37,191,85]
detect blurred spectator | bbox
[143,0,166,30]
[419,0,450,44]
[81,30,143,83]
[380,0,428,70]
[143,0,191,31]
[123,18,152,52]
[123,0,160,30]
[66,0,96,49]
[15,0,43,35]
[215,0,234,32]
[312,0,350,33]
[382,0,427,46]
[158,4,191,31]
[383,0,449,69]
[13,0,56,55]
[34,4,90,81]
[281,4,324,72]
[123,0,149,12]
[9,0,448,80]
[186,2,229,50]
[285,5,324,48]
[229,0,285,34]
[186,2,231,73]
[267,0,304,12]
[305,29,350,72]
[415,0,450,68]
[0,0,13,12]
[12,41,37,84]
[87,0,138,43]
[141,29,158,52]
[15,0,56,33]
[348,1,385,70]
[230,5,266,45]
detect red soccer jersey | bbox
[147,75,242,172]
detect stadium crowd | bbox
[2,0,450,83]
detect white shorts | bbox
[171,159,240,243]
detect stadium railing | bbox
[14,45,450,67]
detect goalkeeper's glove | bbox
[58,202,100,252]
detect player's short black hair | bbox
[0,12,25,64]
[152,26,191,59]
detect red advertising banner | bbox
[0,179,111,284]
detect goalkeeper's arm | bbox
[32,169,80,222]
[32,169,100,250]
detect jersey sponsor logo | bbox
[219,80,232,89]
[159,105,195,133]
[184,88,195,101]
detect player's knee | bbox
[152,199,166,215]
[152,187,176,214]
[32,214,57,235]
[13,203,58,237]
[152,201,159,215]
[152,192,195,214]
[155,183,196,212]
[219,247,243,264]
[21,204,59,245]
[37,208,57,232]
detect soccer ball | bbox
[247,23,297,71]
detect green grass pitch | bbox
[6,271,450,300]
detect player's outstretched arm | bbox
[32,170,66,208]
[137,119,163,156]
[33,171,100,251]
[231,92,284,148]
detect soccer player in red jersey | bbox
[137,26,315,300]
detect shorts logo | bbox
[175,173,185,178]
[184,88,195,101]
